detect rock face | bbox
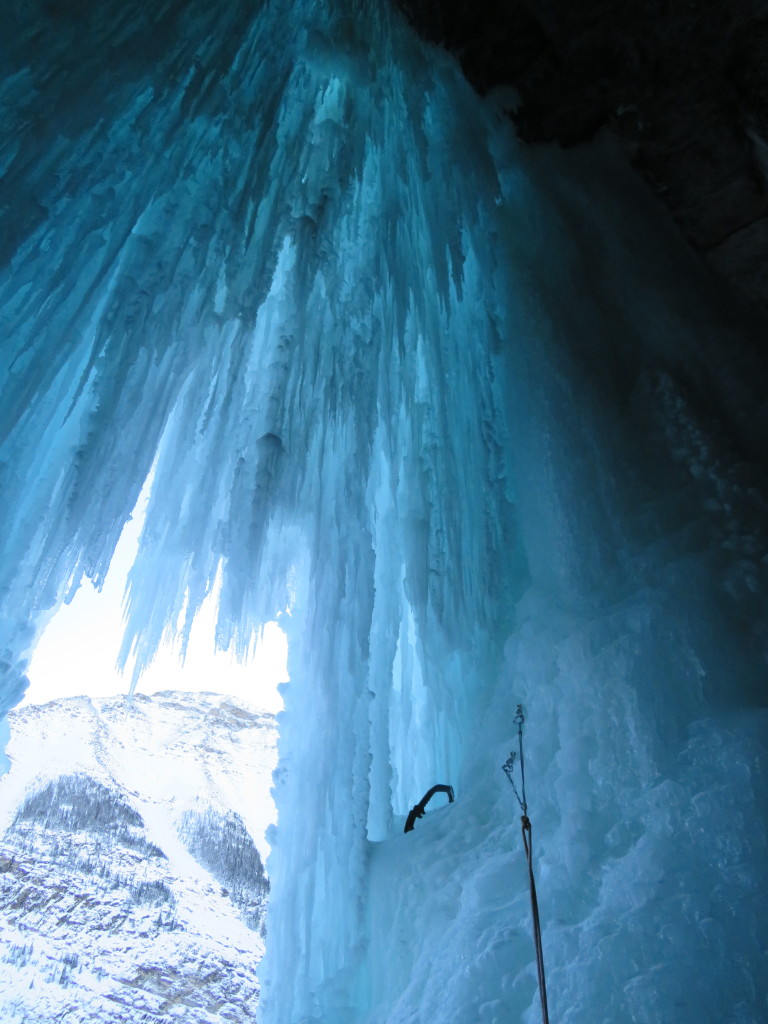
[0,692,277,1024]
[398,0,768,311]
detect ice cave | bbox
[1,0,766,1021]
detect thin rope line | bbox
[502,705,550,1024]
[516,705,527,815]
[522,815,549,1024]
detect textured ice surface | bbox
[1,0,767,1022]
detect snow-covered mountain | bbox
[0,691,278,1023]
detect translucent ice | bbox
[1,1,766,1022]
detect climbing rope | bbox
[502,705,550,1024]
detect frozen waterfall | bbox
[1,0,766,1022]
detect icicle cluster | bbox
[2,1,767,1022]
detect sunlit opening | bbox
[23,483,287,714]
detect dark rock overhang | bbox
[397,0,768,312]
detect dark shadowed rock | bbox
[397,0,768,310]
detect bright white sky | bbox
[23,482,287,714]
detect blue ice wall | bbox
[1,1,767,1022]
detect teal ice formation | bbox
[1,1,766,1022]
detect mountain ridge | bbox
[0,690,278,1023]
